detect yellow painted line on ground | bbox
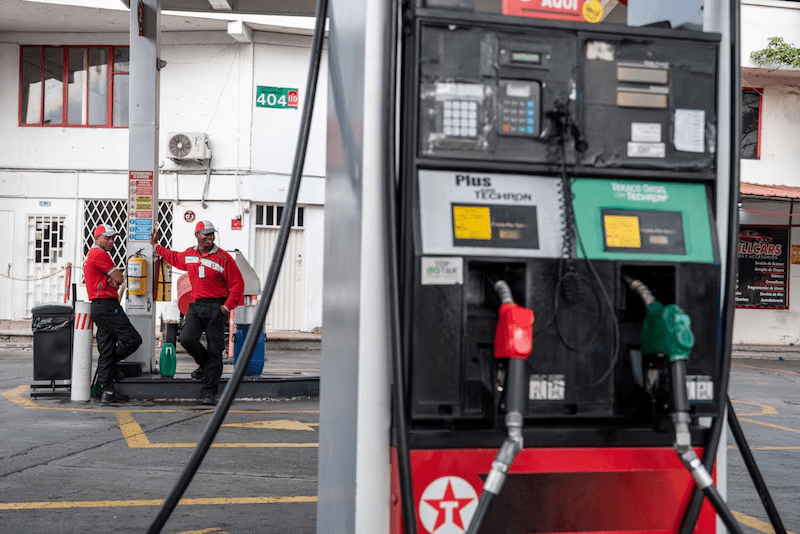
[739,417,800,434]
[730,399,779,416]
[114,411,318,449]
[0,495,317,511]
[3,386,319,449]
[2,385,175,414]
[222,420,317,431]
[2,385,318,415]
[730,445,800,451]
[733,362,800,376]
[733,510,796,534]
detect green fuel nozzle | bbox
[622,277,743,533]
[625,276,694,363]
[641,301,695,363]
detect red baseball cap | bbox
[93,224,118,238]
[195,220,217,235]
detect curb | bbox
[1,329,321,343]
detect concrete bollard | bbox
[71,301,93,402]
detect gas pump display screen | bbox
[571,178,716,263]
[417,170,563,258]
[601,209,685,255]
[452,203,539,249]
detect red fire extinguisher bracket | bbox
[494,302,534,360]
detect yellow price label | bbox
[604,214,641,248]
[582,0,603,23]
[453,206,492,241]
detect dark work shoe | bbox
[101,389,129,404]
[201,395,217,406]
[191,367,204,380]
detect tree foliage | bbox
[750,37,800,69]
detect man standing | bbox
[84,223,142,404]
[151,221,244,405]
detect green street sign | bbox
[256,86,299,109]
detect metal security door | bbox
[25,216,67,316]
[253,227,306,331]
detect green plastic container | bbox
[159,343,176,377]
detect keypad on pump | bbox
[443,100,479,138]
[500,98,537,135]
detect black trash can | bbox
[31,304,74,381]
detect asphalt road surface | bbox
[0,341,798,533]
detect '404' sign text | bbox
[256,86,299,109]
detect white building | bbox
[734,0,800,345]
[0,0,326,332]
[3,0,800,344]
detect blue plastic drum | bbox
[233,324,265,376]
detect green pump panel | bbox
[572,178,717,264]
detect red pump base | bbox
[391,446,717,534]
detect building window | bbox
[20,46,129,127]
[742,88,761,160]
[255,204,305,228]
[25,216,67,316]
[30,216,66,264]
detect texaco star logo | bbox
[418,476,478,534]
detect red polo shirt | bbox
[84,246,121,300]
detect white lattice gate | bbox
[82,200,174,270]
[25,216,68,316]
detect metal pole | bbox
[126,0,161,373]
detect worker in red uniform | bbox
[84,223,142,404]
[151,221,244,405]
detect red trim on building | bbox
[741,182,800,199]
[18,45,128,128]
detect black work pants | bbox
[91,298,142,390]
[181,298,227,396]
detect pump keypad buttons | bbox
[443,100,479,138]
[497,80,541,137]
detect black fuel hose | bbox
[679,0,741,530]
[146,0,328,530]
[672,355,742,534]
[384,0,417,531]
[726,396,787,533]
[465,281,527,534]
[466,491,496,534]
[703,482,744,534]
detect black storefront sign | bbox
[736,225,790,309]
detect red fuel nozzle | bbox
[494,302,534,360]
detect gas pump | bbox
[392,3,737,533]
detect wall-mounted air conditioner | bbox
[166,132,211,161]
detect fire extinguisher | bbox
[127,253,148,296]
[153,256,172,301]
